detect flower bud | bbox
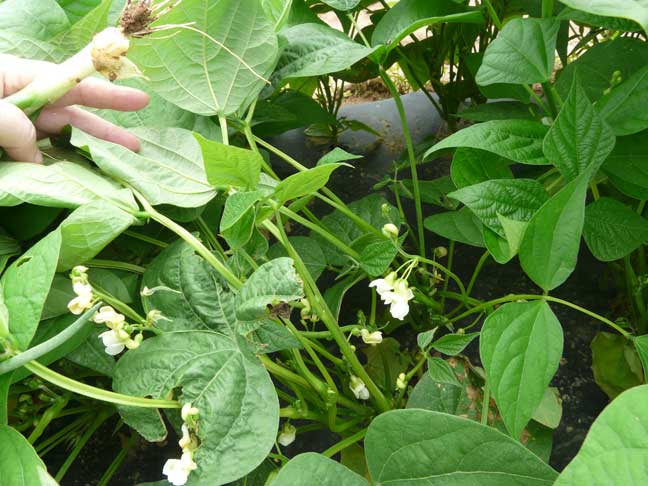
[360,329,383,345]
[396,372,407,390]
[382,223,399,238]
[433,246,448,258]
[277,423,297,447]
[349,375,370,400]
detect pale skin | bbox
[0,53,149,163]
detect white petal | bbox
[357,386,370,400]
[389,299,410,320]
[105,343,125,355]
[163,458,190,486]
[99,330,120,347]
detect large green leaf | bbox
[113,330,279,486]
[272,453,368,486]
[559,0,648,35]
[197,135,262,190]
[450,148,513,189]
[235,258,303,323]
[268,236,326,281]
[425,121,549,165]
[558,6,642,31]
[603,130,648,199]
[0,0,69,40]
[480,301,563,440]
[584,197,648,261]
[365,409,558,485]
[0,425,58,485]
[0,161,136,210]
[320,0,360,11]
[591,332,643,399]
[448,179,548,237]
[544,78,616,180]
[597,65,648,136]
[424,207,485,247]
[274,23,377,82]
[262,0,293,30]
[556,37,648,101]
[519,175,589,290]
[555,385,648,485]
[476,18,559,86]
[371,0,483,54]
[130,0,278,116]
[57,0,103,23]
[71,127,216,208]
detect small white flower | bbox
[98,329,130,355]
[396,372,407,390]
[178,424,192,451]
[382,223,399,238]
[381,279,414,320]
[93,306,125,326]
[277,423,296,446]
[181,402,200,422]
[141,286,155,297]
[369,271,398,298]
[68,282,94,315]
[162,451,197,486]
[349,375,370,400]
[360,329,383,345]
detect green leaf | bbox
[220,191,262,233]
[633,334,648,379]
[400,177,458,208]
[324,273,363,320]
[320,0,361,11]
[262,0,293,31]
[559,0,648,35]
[0,161,136,210]
[555,385,648,485]
[0,425,58,485]
[365,409,558,485]
[273,164,345,205]
[531,387,563,430]
[543,77,616,180]
[417,329,436,350]
[480,301,563,440]
[317,147,362,166]
[235,258,303,323]
[450,148,513,189]
[519,175,589,290]
[457,102,538,122]
[363,338,409,391]
[371,0,483,54]
[359,238,400,277]
[251,320,302,354]
[424,207,485,247]
[476,18,560,86]
[407,372,468,415]
[113,330,279,485]
[198,135,262,190]
[71,128,215,208]
[597,65,648,136]
[268,237,326,282]
[274,23,377,82]
[0,0,69,40]
[272,453,368,486]
[425,120,549,165]
[141,240,230,332]
[591,331,643,399]
[431,332,479,356]
[66,328,115,377]
[448,179,548,237]
[603,130,648,199]
[556,37,648,102]
[57,0,102,23]
[2,232,61,350]
[129,0,278,116]
[484,227,515,264]
[583,197,648,261]
[427,357,462,386]
[558,6,642,31]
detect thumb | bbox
[0,100,42,163]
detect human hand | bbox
[0,53,149,163]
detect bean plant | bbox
[0,0,647,485]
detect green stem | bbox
[407,254,468,301]
[523,85,552,115]
[440,241,455,312]
[467,251,490,296]
[0,304,100,376]
[482,0,502,29]
[134,190,242,290]
[299,325,361,339]
[380,68,426,257]
[24,362,181,409]
[195,217,226,256]
[97,433,136,486]
[123,230,168,248]
[323,428,367,458]
[28,395,69,444]
[87,259,146,274]
[450,294,631,337]
[219,115,230,145]
[92,287,145,324]
[541,0,554,17]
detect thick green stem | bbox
[25,361,180,409]
[87,259,145,274]
[380,68,426,257]
[323,428,367,458]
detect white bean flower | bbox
[382,223,399,238]
[162,451,198,486]
[68,282,94,315]
[369,271,398,298]
[277,423,296,447]
[98,329,131,356]
[381,279,414,321]
[181,402,200,422]
[360,329,383,345]
[92,306,125,327]
[349,375,370,401]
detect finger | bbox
[0,54,53,96]
[52,77,150,111]
[36,106,141,152]
[0,100,42,163]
